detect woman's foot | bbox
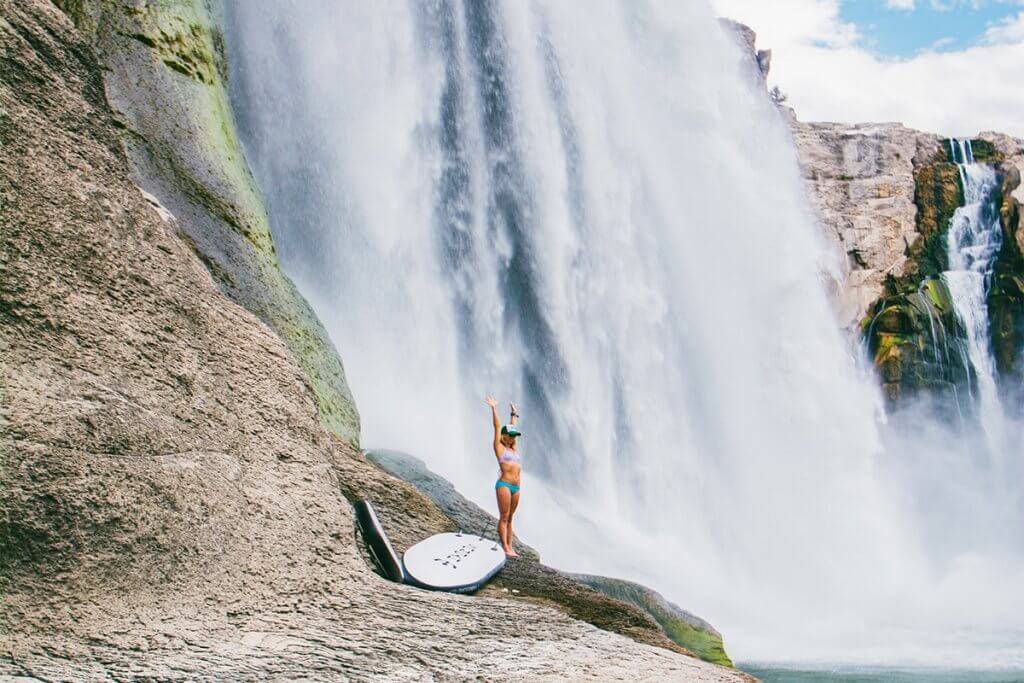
[504,546,519,558]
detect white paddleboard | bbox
[402,532,506,593]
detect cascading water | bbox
[224,1,1024,667]
[942,139,1004,443]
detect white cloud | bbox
[886,0,917,10]
[983,10,1024,43]
[714,0,1024,138]
[927,35,957,49]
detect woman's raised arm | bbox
[485,395,502,455]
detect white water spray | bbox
[225,1,1024,666]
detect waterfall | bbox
[942,139,1005,444]
[224,1,1024,667]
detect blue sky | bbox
[840,0,1022,57]
[714,0,1024,136]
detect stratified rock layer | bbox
[0,3,748,680]
[54,0,360,448]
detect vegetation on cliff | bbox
[862,137,1024,412]
[986,150,1024,408]
[863,277,972,409]
[571,574,735,668]
[904,147,963,280]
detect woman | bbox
[485,395,521,557]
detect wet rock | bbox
[908,146,963,279]
[863,278,973,412]
[794,122,1023,412]
[982,133,1024,409]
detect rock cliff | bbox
[53,0,361,447]
[1,2,747,679]
[728,21,1024,412]
[794,123,1024,410]
[791,122,949,331]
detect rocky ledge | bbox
[365,450,736,669]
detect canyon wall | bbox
[1,2,745,679]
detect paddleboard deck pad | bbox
[402,532,507,593]
[354,499,405,583]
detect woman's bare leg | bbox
[496,485,512,553]
[506,491,520,558]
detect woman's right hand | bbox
[485,395,498,408]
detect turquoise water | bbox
[742,665,1024,683]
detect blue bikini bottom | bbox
[495,479,520,495]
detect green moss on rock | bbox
[570,574,734,668]
[862,140,992,412]
[964,138,1002,164]
[863,277,972,411]
[905,148,962,281]
[869,137,1024,414]
[56,0,360,446]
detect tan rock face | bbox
[983,132,1024,256]
[790,121,946,332]
[1,3,747,680]
[793,121,1024,408]
[53,0,362,448]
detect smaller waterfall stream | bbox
[941,139,1004,441]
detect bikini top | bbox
[498,448,521,464]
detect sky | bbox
[712,0,1024,138]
